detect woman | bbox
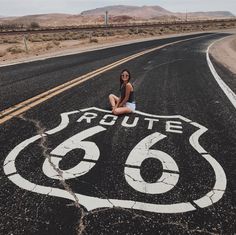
[109,69,136,115]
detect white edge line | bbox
[207,36,236,109]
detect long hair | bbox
[120,69,131,88]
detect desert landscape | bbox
[1,4,236,235]
[0,5,235,64]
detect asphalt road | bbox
[0,32,235,235]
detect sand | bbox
[210,34,236,75]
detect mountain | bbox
[0,5,234,27]
[186,11,234,18]
[0,13,98,27]
[81,5,172,19]
[81,5,235,20]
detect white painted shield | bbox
[3,107,227,213]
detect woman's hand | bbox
[112,104,118,111]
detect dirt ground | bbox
[0,34,136,65]
[210,34,236,74]
[0,31,200,65]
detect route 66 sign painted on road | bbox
[3,107,227,213]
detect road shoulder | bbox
[210,34,236,75]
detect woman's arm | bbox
[118,83,132,107]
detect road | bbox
[0,32,235,235]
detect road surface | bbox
[0,32,235,235]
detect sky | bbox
[0,0,236,17]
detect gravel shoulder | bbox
[210,33,236,75]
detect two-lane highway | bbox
[0,32,235,235]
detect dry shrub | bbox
[53,40,60,46]
[42,37,50,42]
[53,35,64,41]
[137,28,146,34]
[45,43,54,50]
[2,39,16,44]
[7,46,25,54]
[29,37,43,42]
[64,35,73,40]
[106,31,115,36]
[70,34,81,40]
[128,28,136,34]
[89,38,98,43]
[61,32,76,40]
[92,32,99,37]
[3,38,19,44]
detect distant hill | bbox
[0,5,235,27]
[81,5,172,19]
[186,11,235,18]
[0,13,99,27]
[81,5,234,19]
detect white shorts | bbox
[125,102,136,112]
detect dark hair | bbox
[120,69,131,88]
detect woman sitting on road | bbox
[109,69,136,115]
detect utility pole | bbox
[185,9,188,22]
[105,11,109,26]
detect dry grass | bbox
[89,38,98,43]
[52,40,60,46]
[7,46,25,54]
[3,39,20,44]
[45,43,54,50]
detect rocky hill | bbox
[0,5,234,27]
[81,5,172,19]
[81,5,234,19]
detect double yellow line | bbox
[0,34,208,125]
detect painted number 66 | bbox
[42,126,179,195]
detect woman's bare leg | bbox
[109,94,119,108]
[112,107,132,115]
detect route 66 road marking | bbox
[3,107,227,213]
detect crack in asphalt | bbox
[18,114,81,206]
[124,172,180,190]
[16,114,131,235]
[17,115,88,234]
[6,114,228,234]
[164,220,221,235]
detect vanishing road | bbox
[0,32,235,234]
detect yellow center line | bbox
[0,34,210,125]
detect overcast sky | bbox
[1,0,236,16]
